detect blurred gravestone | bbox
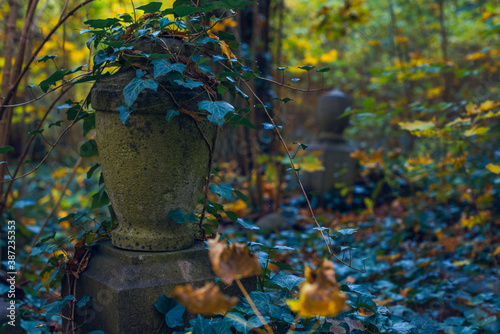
[301,89,356,197]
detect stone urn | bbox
[91,39,217,252]
[317,89,352,141]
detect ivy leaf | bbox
[220,0,253,10]
[94,50,118,66]
[168,210,198,224]
[218,31,236,41]
[391,322,416,334]
[49,120,64,128]
[151,59,173,79]
[262,123,282,130]
[234,190,249,201]
[39,69,69,93]
[87,163,100,179]
[0,146,14,154]
[174,5,201,17]
[209,183,233,200]
[198,100,235,127]
[269,273,305,291]
[316,67,331,72]
[31,243,58,256]
[136,2,163,13]
[236,218,259,230]
[117,105,136,124]
[123,69,158,107]
[155,294,185,328]
[336,228,359,235]
[212,55,226,63]
[198,63,214,75]
[37,55,57,63]
[174,78,204,89]
[170,62,186,74]
[91,186,109,208]
[196,37,220,45]
[166,109,180,122]
[192,314,214,334]
[341,283,375,297]
[84,18,120,29]
[224,312,253,333]
[298,65,316,71]
[39,66,85,92]
[77,295,91,308]
[45,295,74,314]
[224,210,239,222]
[159,17,176,27]
[79,139,98,157]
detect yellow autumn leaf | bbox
[464,126,488,137]
[479,100,500,111]
[399,120,435,132]
[297,154,325,172]
[208,32,236,60]
[452,259,471,267]
[320,49,338,63]
[406,154,434,166]
[42,270,55,290]
[427,86,443,99]
[494,246,500,256]
[394,36,408,45]
[446,117,471,127]
[465,52,486,61]
[303,53,318,65]
[287,260,347,318]
[171,283,238,315]
[486,163,500,174]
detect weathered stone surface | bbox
[93,70,216,251]
[66,241,255,334]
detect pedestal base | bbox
[63,241,251,334]
[300,140,357,194]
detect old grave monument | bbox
[301,89,357,197]
[63,39,244,334]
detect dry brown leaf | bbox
[208,236,262,284]
[171,283,238,315]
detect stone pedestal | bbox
[65,241,248,334]
[301,140,356,193]
[63,38,255,334]
[301,89,357,194]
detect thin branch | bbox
[0,86,73,214]
[0,0,94,120]
[240,79,365,273]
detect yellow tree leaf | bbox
[171,283,238,315]
[287,261,347,318]
[464,127,488,137]
[399,120,435,132]
[208,32,236,60]
[486,163,500,174]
